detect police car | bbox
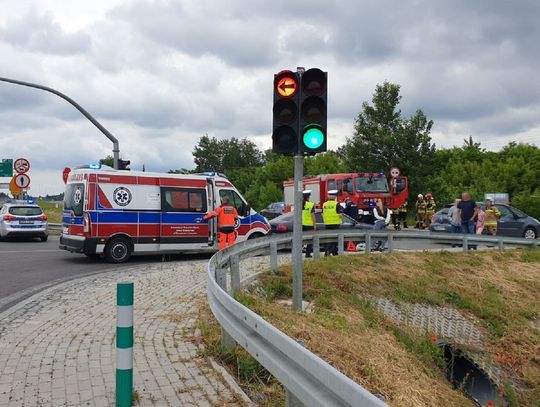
[0,200,49,241]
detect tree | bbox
[192,135,264,173]
[342,82,436,197]
[99,155,114,167]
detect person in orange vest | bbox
[203,196,239,250]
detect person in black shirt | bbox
[457,192,478,235]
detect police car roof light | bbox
[89,163,102,170]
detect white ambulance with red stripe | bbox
[59,165,270,262]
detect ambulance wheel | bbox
[104,236,132,263]
[248,232,264,240]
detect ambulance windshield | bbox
[355,176,388,193]
[64,183,85,216]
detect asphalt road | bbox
[0,233,444,313]
[0,236,212,313]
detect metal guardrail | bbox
[49,223,62,231]
[207,230,538,407]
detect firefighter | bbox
[322,189,343,256]
[484,197,501,235]
[302,190,317,258]
[415,194,426,229]
[391,201,400,230]
[203,196,239,250]
[398,200,408,229]
[424,193,436,228]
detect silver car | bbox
[0,201,49,241]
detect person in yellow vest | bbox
[322,189,343,256]
[424,193,436,228]
[484,197,501,235]
[302,190,317,258]
[398,200,408,229]
[415,194,426,229]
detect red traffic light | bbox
[275,71,298,97]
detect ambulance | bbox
[59,165,270,262]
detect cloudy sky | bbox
[1,0,539,195]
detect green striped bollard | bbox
[116,282,134,407]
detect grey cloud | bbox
[0,11,90,55]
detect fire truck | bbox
[283,169,409,210]
[59,165,270,262]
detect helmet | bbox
[417,194,423,199]
[221,196,230,204]
[486,196,494,202]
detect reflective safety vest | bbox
[302,201,315,226]
[322,200,341,225]
[399,203,408,213]
[484,207,501,226]
[203,205,238,228]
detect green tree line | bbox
[172,82,540,218]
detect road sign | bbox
[0,159,13,177]
[13,173,31,188]
[62,167,71,184]
[390,167,400,178]
[276,75,298,97]
[9,177,22,197]
[14,157,30,174]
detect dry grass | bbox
[238,248,540,407]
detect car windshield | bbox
[511,207,528,218]
[9,206,43,216]
[355,176,388,193]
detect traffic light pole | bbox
[0,77,120,170]
[292,154,304,312]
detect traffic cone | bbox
[346,241,356,252]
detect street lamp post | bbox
[0,76,120,169]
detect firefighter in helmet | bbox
[203,196,239,250]
[322,189,343,256]
[483,197,501,235]
[398,200,408,229]
[415,194,427,229]
[302,190,317,258]
[424,193,436,228]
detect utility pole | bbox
[0,77,120,169]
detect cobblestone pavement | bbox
[0,257,276,407]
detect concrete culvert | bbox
[441,343,509,407]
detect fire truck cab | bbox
[283,171,408,210]
[59,165,270,262]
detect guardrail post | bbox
[230,255,241,295]
[216,267,235,351]
[387,233,394,253]
[462,237,468,252]
[270,241,278,273]
[313,235,320,259]
[338,234,344,256]
[116,282,133,407]
[365,234,371,254]
[498,239,504,252]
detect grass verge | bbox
[236,249,539,406]
[38,199,63,223]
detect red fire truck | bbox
[283,169,409,210]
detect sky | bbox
[1,0,539,196]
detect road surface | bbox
[0,233,444,313]
[0,236,211,312]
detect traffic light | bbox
[272,70,299,155]
[118,159,131,171]
[298,68,327,155]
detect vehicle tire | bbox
[248,232,264,240]
[40,235,48,242]
[523,227,537,240]
[104,236,132,263]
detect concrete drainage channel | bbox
[369,297,509,406]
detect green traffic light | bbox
[303,127,324,149]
